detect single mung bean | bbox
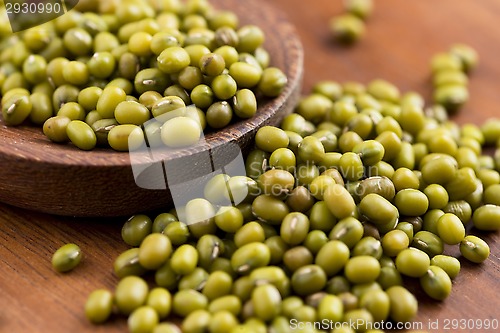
[344,256,381,284]
[360,289,390,322]
[329,217,364,248]
[280,212,310,246]
[128,306,159,333]
[173,289,208,317]
[283,246,314,272]
[315,240,350,277]
[298,136,326,164]
[386,286,418,323]
[339,152,364,181]
[157,46,190,74]
[146,288,172,319]
[170,244,198,275]
[197,234,224,269]
[52,243,82,273]
[209,311,239,332]
[95,86,126,119]
[436,213,465,245]
[138,233,172,270]
[114,101,150,125]
[330,14,365,43]
[324,184,356,220]
[423,184,449,209]
[377,266,403,290]
[43,116,71,143]
[460,235,490,263]
[179,268,209,292]
[445,167,478,201]
[382,230,410,257]
[291,265,327,296]
[85,289,113,324]
[359,193,398,226]
[114,248,148,278]
[430,255,461,279]
[449,43,478,71]
[115,276,149,315]
[308,201,337,232]
[237,25,265,53]
[234,222,266,247]
[203,271,233,301]
[394,189,429,217]
[163,221,190,246]
[412,230,444,257]
[122,215,153,246]
[443,200,472,225]
[420,265,452,301]
[161,117,202,148]
[214,206,244,233]
[472,204,500,231]
[255,126,290,153]
[395,247,430,278]
[343,309,374,332]
[352,237,383,259]
[252,195,290,225]
[252,284,282,322]
[233,89,257,118]
[211,73,237,100]
[230,242,271,274]
[208,295,242,316]
[2,94,32,125]
[258,67,288,97]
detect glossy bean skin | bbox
[395,248,430,278]
[122,215,153,246]
[251,284,282,322]
[115,276,149,315]
[420,265,452,301]
[430,255,461,279]
[344,256,381,284]
[66,120,97,150]
[472,204,500,231]
[231,242,271,274]
[85,289,114,324]
[51,243,82,273]
[280,212,310,246]
[114,248,148,279]
[128,306,159,333]
[359,193,398,226]
[324,184,356,220]
[173,290,208,317]
[170,244,199,275]
[138,233,172,270]
[315,241,350,277]
[147,288,172,319]
[386,286,418,323]
[291,265,327,296]
[436,213,465,245]
[460,235,490,263]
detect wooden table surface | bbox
[1,1,500,332]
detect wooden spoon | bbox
[0,0,303,217]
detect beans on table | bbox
[30,0,500,332]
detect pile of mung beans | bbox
[73,68,500,332]
[19,0,495,332]
[0,0,287,150]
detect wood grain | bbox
[1,1,499,333]
[0,0,303,217]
